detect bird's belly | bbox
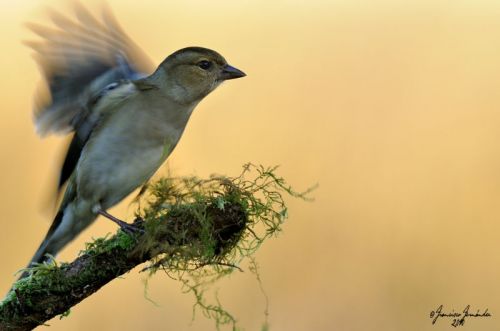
[77,142,165,209]
[102,146,163,207]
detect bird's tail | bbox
[17,202,96,281]
[5,202,96,298]
[17,210,65,280]
[30,211,66,264]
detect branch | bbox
[0,201,247,331]
[0,164,306,331]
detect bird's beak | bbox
[220,64,246,80]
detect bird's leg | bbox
[97,209,144,234]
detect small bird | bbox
[21,5,245,275]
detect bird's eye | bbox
[197,60,212,70]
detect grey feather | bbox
[26,4,155,190]
[27,3,154,137]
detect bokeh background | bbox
[1,0,500,330]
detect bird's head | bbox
[156,47,246,104]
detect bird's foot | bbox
[97,210,145,235]
[118,221,145,235]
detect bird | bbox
[20,4,245,277]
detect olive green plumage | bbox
[24,6,245,271]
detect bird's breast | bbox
[76,104,189,208]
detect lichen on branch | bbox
[0,164,313,331]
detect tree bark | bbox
[0,201,247,331]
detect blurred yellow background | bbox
[1,0,500,330]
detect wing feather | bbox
[58,81,139,191]
[26,3,155,190]
[28,3,154,136]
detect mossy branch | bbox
[0,202,246,331]
[0,164,314,331]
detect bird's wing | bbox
[26,3,155,190]
[58,80,146,190]
[28,3,154,136]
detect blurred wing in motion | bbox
[25,3,155,190]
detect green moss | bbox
[59,308,71,319]
[82,230,137,256]
[1,164,314,330]
[133,163,314,330]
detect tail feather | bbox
[30,210,65,265]
[17,210,65,280]
[16,199,98,283]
